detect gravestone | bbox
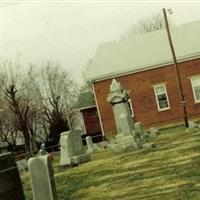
[0,152,25,200]
[107,79,158,152]
[28,155,57,200]
[37,143,48,156]
[86,136,100,154]
[188,121,198,129]
[149,127,159,139]
[107,79,137,150]
[135,122,144,138]
[60,130,90,166]
[17,159,28,171]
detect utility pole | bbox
[162,8,189,128]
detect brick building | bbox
[86,21,200,136]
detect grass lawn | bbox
[21,126,200,200]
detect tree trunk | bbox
[24,134,31,159]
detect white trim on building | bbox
[127,98,134,117]
[92,83,105,137]
[190,74,200,103]
[153,83,170,112]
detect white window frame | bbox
[127,98,134,117]
[153,83,170,112]
[190,74,200,103]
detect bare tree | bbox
[25,62,78,144]
[121,13,171,39]
[0,109,18,148]
[0,59,80,154]
[4,85,37,157]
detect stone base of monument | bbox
[87,146,100,154]
[70,153,91,166]
[110,142,138,153]
[142,143,156,150]
[115,133,135,144]
[60,153,90,167]
[110,134,138,152]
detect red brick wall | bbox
[93,58,200,135]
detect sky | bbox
[1,1,200,84]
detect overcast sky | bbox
[1,1,200,83]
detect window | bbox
[153,84,170,111]
[191,75,200,103]
[127,98,134,117]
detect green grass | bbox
[21,126,200,200]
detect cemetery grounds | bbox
[21,125,200,200]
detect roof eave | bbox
[89,54,200,83]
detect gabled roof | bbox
[73,91,95,109]
[87,21,200,82]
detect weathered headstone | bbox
[135,122,144,138]
[142,143,156,150]
[107,79,137,150]
[86,136,100,154]
[60,130,90,166]
[0,152,25,200]
[149,127,159,139]
[28,155,57,200]
[37,143,48,156]
[188,121,198,129]
[17,159,28,171]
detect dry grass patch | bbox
[21,126,200,200]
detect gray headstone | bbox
[28,155,57,200]
[60,130,90,166]
[149,127,159,139]
[86,136,100,154]
[188,121,198,129]
[37,143,48,156]
[17,159,28,171]
[135,122,144,135]
[0,152,25,200]
[142,143,156,150]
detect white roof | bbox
[87,21,200,82]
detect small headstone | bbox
[86,136,100,154]
[188,121,198,129]
[149,127,159,139]
[28,155,57,200]
[135,122,144,137]
[37,143,48,156]
[0,152,25,200]
[142,143,156,150]
[17,159,28,171]
[60,130,90,166]
[98,141,108,149]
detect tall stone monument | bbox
[60,130,90,166]
[0,152,25,200]
[28,155,57,200]
[107,79,137,150]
